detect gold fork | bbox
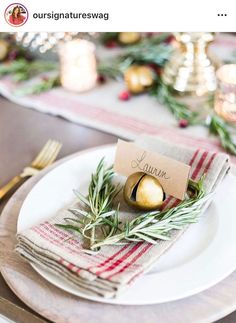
[0,139,62,200]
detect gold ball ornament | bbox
[0,39,9,61]
[124,65,155,94]
[124,172,165,210]
[118,32,141,45]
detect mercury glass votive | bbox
[59,39,97,92]
[215,64,236,122]
[162,32,217,97]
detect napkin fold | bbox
[16,135,230,298]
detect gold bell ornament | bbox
[124,65,155,94]
[118,32,141,45]
[123,172,165,211]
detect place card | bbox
[114,140,191,200]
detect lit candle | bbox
[59,39,97,92]
[215,64,236,122]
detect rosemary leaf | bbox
[207,114,236,155]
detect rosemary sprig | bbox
[151,82,200,124]
[207,114,236,155]
[57,158,120,250]
[98,42,172,79]
[121,42,172,66]
[14,74,60,96]
[91,177,209,249]
[57,159,209,251]
[98,57,132,80]
[0,58,57,81]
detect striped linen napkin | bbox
[16,135,230,298]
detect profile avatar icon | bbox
[5,3,28,27]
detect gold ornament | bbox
[123,172,165,210]
[124,65,154,94]
[118,32,141,45]
[0,39,9,61]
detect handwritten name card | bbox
[114,140,191,200]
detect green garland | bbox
[0,58,58,82]
[207,114,236,155]
[14,74,60,96]
[98,36,172,78]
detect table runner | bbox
[0,35,235,162]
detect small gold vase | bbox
[162,33,217,97]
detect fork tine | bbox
[36,141,62,169]
[36,140,56,169]
[42,143,62,168]
[31,140,53,167]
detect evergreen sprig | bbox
[207,114,236,155]
[98,40,172,79]
[57,159,209,251]
[151,82,200,124]
[14,74,60,96]
[121,42,172,66]
[56,158,121,251]
[0,58,57,81]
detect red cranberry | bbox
[105,40,118,49]
[97,75,106,84]
[179,119,189,128]
[119,90,131,101]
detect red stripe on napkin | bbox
[205,153,217,173]
[107,244,153,279]
[191,151,208,180]
[96,242,143,275]
[33,224,102,265]
[90,244,130,270]
[168,151,216,210]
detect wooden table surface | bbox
[0,96,235,323]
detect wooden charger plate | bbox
[1,150,236,323]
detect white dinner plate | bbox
[17,145,236,305]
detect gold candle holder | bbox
[214,64,236,122]
[162,33,217,97]
[59,39,97,93]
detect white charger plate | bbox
[17,145,236,305]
